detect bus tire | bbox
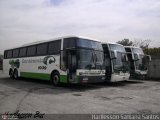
[52,72,60,86]
[13,69,18,80]
[9,69,14,79]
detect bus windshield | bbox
[132,48,144,55]
[77,39,104,69]
[77,38,103,50]
[109,44,126,52]
[133,48,147,70]
[109,44,129,73]
[63,37,104,70]
[63,37,103,51]
[77,49,104,69]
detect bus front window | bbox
[135,55,147,70]
[95,51,104,69]
[77,49,104,69]
[77,49,95,69]
[113,52,129,73]
[133,48,147,71]
[109,44,129,73]
[76,38,104,70]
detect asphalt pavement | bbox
[0,71,160,115]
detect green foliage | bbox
[143,48,160,55]
[9,59,20,68]
[117,39,133,46]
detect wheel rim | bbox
[53,75,59,85]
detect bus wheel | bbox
[13,69,18,80]
[52,72,60,86]
[9,69,14,79]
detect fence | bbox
[147,55,160,79]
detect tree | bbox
[133,39,151,49]
[143,47,160,55]
[116,39,133,46]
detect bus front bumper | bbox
[110,73,130,82]
[78,75,105,83]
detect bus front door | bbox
[67,50,77,83]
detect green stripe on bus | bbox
[77,76,80,82]
[60,75,67,83]
[20,72,50,80]
[20,72,68,83]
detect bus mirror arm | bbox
[146,55,151,62]
[137,53,140,60]
[111,50,117,59]
[114,50,118,59]
[133,53,140,61]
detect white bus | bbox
[3,36,105,85]
[102,43,130,82]
[125,46,151,79]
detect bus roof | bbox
[102,42,124,47]
[4,36,101,51]
[124,46,142,49]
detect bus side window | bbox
[27,46,36,56]
[63,38,76,49]
[7,50,12,59]
[19,47,27,57]
[13,49,19,58]
[4,51,7,59]
[48,40,61,55]
[37,43,48,55]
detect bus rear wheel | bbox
[9,69,14,79]
[52,72,60,86]
[13,69,18,80]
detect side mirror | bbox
[146,55,151,62]
[133,53,140,61]
[111,50,117,59]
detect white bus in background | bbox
[3,36,105,86]
[102,43,130,82]
[124,46,151,79]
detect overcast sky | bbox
[0,0,160,54]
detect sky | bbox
[0,0,160,54]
